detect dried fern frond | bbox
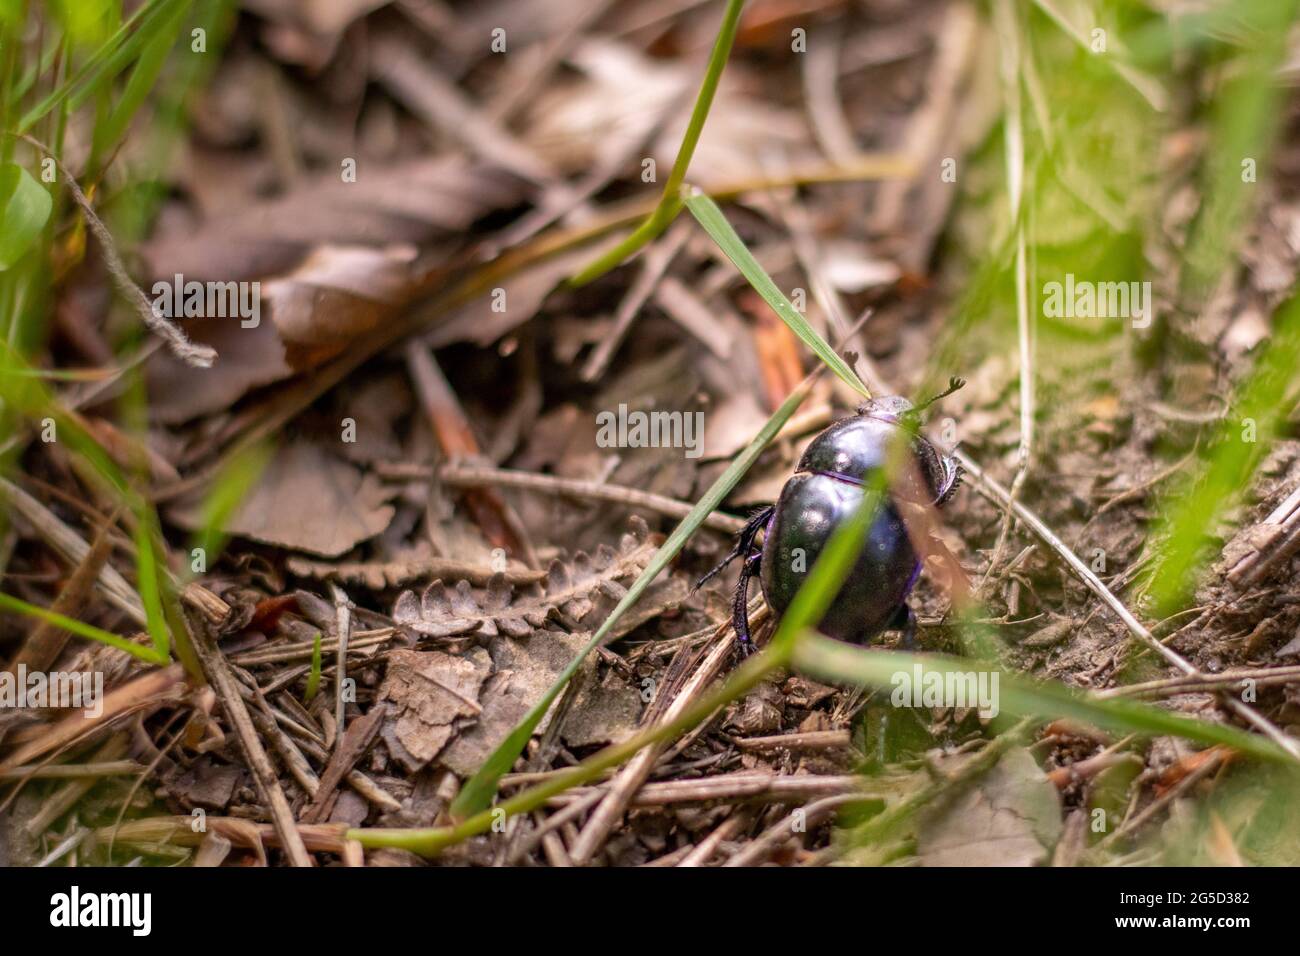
[392,517,662,639]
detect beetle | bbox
[699,378,965,655]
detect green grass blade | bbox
[0,163,52,270]
[448,377,816,820]
[132,517,170,660]
[304,632,322,704]
[791,635,1292,765]
[1147,287,1300,615]
[17,0,187,134]
[685,192,870,398]
[568,0,745,286]
[0,591,166,665]
[92,0,186,159]
[187,441,270,578]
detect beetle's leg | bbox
[889,603,919,651]
[733,552,763,656]
[694,505,774,591]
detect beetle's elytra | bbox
[701,379,965,655]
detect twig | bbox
[581,221,690,381]
[677,812,746,866]
[1226,480,1300,587]
[730,729,853,752]
[6,508,118,673]
[189,615,313,867]
[1098,664,1300,700]
[0,478,144,624]
[0,665,183,772]
[17,137,215,367]
[330,582,352,749]
[1095,747,1226,850]
[724,792,868,867]
[436,463,746,533]
[0,760,144,781]
[957,451,1300,763]
[405,340,537,565]
[568,622,736,864]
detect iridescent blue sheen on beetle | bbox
[699,379,964,655]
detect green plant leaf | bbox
[0,164,52,270]
[448,377,816,820]
[791,635,1293,765]
[685,192,870,398]
[304,632,323,704]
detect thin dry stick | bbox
[0,761,143,782]
[677,812,746,867]
[581,221,691,381]
[24,737,129,838]
[507,790,605,864]
[0,664,183,772]
[1098,664,1300,700]
[330,583,352,748]
[30,140,214,367]
[569,623,735,864]
[724,792,868,867]
[437,463,746,533]
[7,508,117,673]
[730,729,852,752]
[1096,748,1227,850]
[1226,479,1300,586]
[189,615,313,867]
[982,0,1035,592]
[0,478,144,623]
[957,452,1300,762]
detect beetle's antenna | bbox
[899,377,965,432]
[916,376,966,413]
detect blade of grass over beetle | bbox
[685,192,870,398]
[356,449,893,855]
[448,377,817,820]
[791,634,1294,765]
[568,0,746,287]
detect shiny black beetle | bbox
[700,379,965,655]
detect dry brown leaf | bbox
[263,243,420,368]
[167,440,396,557]
[439,630,591,778]
[378,648,493,773]
[915,748,1062,866]
[147,317,292,425]
[143,156,524,284]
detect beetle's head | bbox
[855,378,965,506]
[855,395,914,423]
[855,377,965,431]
